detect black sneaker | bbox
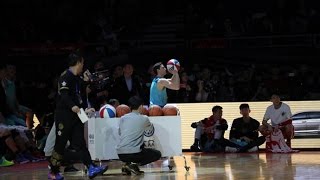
[64,165,79,173]
[190,144,202,152]
[123,163,143,175]
[121,165,131,175]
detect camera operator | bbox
[86,61,112,110]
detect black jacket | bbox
[56,70,84,111]
[229,117,260,140]
[112,75,145,105]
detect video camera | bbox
[84,69,111,91]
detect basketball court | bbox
[1,152,319,179]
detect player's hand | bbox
[85,108,95,113]
[83,70,91,82]
[168,68,178,75]
[72,106,80,113]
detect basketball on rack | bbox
[162,104,178,116]
[116,104,131,117]
[140,105,149,116]
[148,105,163,116]
[99,104,116,118]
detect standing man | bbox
[229,103,265,152]
[112,63,145,105]
[117,96,161,175]
[259,93,294,147]
[149,62,180,107]
[48,52,107,180]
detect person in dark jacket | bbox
[229,103,265,152]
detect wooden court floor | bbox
[1,152,320,180]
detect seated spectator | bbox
[190,105,232,152]
[0,127,15,166]
[0,125,37,165]
[229,104,265,152]
[2,65,34,128]
[0,64,9,125]
[259,93,294,148]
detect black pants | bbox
[204,138,241,152]
[0,135,16,161]
[239,136,266,152]
[50,110,92,172]
[118,148,161,166]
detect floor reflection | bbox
[0,152,320,180]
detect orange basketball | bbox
[162,104,178,116]
[140,106,149,116]
[116,104,131,117]
[148,105,163,116]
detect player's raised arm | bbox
[158,71,180,90]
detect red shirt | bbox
[202,115,227,139]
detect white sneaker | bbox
[247,146,258,152]
[225,146,238,153]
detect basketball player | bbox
[48,52,107,180]
[259,93,294,147]
[117,96,161,175]
[149,62,180,107]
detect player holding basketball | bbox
[149,62,180,107]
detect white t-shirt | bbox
[263,102,292,126]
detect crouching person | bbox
[117,96,161,175]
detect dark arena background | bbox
[1,0,320,179]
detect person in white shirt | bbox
[259,94,294,147]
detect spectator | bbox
[190,105,230,152]
[259,93,294,148]
[112,63,146,105]
[229,104,265,152]
[2,65,34,128]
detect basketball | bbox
[116,104,131,117]
[148,105,163,116]
[140,105,149,116]
[162,104,178,116]
[166,59,180,72]
[99,104,116,118]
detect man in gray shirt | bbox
[117,96,161,175]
